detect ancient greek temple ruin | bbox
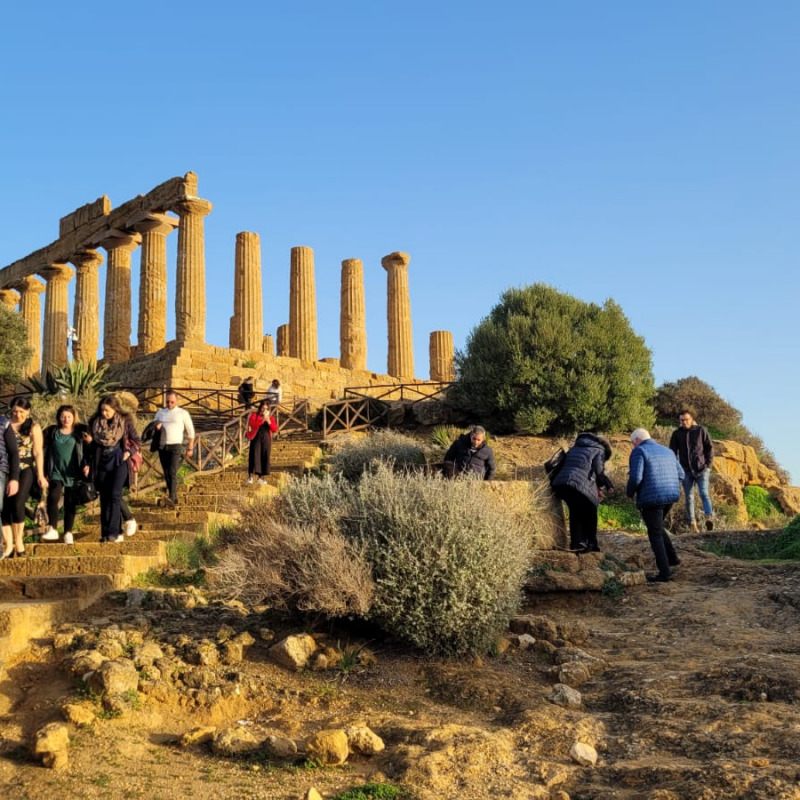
[0,173,455,400]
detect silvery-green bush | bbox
[327,430,430,481]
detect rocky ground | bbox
[0,527,799,799]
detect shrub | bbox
[742,486,783,521]
[344,465,532,655]
[0,305,32,386]
[22,360,117,397]
[447,283,655,434]
[702,517,800,561]
[327,430,429,481]
[208,499,374,616]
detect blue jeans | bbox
[0,472,5,517]
[682,469,713,519]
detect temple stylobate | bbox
[0,172,454,403]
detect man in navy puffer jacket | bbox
[627,428,685,583]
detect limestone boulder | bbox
[270,634,318,671]
[305,728,350,765]
[86,658,139,697]
[345,725,385,755]
[774,487,800,517]
[713,440,781,488]
[64,649,107,678]
[570,741,598,767]
[62,703,96,727]
[548,684,582,708]
[264,733,298,758]
[710,473,748,524]
[33,722,69,769]
[212,726,261,756]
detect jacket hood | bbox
[574,432,612,460]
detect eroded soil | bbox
[1,532,800,799]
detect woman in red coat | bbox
[246,401,277,484]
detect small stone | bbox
[212,726,261,756]
[87,658,139,697]
[304,789,323,800]
[179,726,217,747]
[517,634,536,650]
[548,684,582,708]
[33,722,69,769]
[345,725,385,755]
[62,704,96,727]
[264,734,297,758]
[306,728,349,765]
[569,742,598,767]
[269,634,317,671]
[557,662,592,688]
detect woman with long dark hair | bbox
[1,397,47,557]
[42,405,89,545]
[85,395,136,543]
[246,400,277,484]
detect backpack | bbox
[543,447,566,483]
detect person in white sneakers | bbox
[42,405,89,545]
[153,391,195,506]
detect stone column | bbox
[429,330,455,381]
[277,324,290,356]
[0,289,18,310]
[289,246,318,362]
[16,276,45,376]
[131,214,177,354]
[170,198,212,344]
[382,251,414,379]
[262,334,274,356]
[232,232,263,351]
[99,231,142,365]
[340,258,367,371]
[40,264,74,372]
[70,249,103,365]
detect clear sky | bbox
[1,2,798,481]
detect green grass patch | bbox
[597,495,643,530]
[601,576,626,600]
[330,784,404,800]
[742,485,783,521]
[701,518,800,561]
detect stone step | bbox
[81,509,210,524]
[75,519,208,535]
[0,597,84,664]
[31,541,165,558]
[0,553,164,579]
[0,573,116,603]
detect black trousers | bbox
[1,467,34,525]
[97,459,128,541]
[640,503,679,580]
[158,444,183,501]
[47,480,79,533]
[555,486,599,550]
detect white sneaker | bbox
[107,535,123,543]
[63,532,74,545]
[124,519,137,537]
[247,477,254,484]
[41,527,59,542]
[257,478,267,484]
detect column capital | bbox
[169,197,212,218]
[381,251,411,271]
[15,275,46,295]
[39,263,75,283]
[130,213,179,237]
[97,229,142,253]
[70,249,105,272]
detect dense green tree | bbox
[0,305,32,387]
[448,284,655,434]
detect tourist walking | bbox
[0,407,20,557]
[265,379,283,410]
[246,401,277,484]
[1,397,47,557]
[41,405,89,544]
[669,409,714,531]
[86,395,137,543]
[626,428,685,583]
[551,432,614,553]
[152,391,195,506]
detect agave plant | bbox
[22,361,118,397]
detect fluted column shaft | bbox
[70,250,103,365]
[429,330,455,381]
[233,232,263,351]
[171,198,212,344]
[16,276,45,376]
[277,324,290,356]
[100,231,141,365]
[382,251,414,379]
[289,246,318,362]
[132,215,177,354]
[41,264,74,372]
[340,258,367,371]
[0,289,18,311]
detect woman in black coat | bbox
[551,432,614,553]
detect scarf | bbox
[91,413,125,447]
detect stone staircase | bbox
[0,431,324,671]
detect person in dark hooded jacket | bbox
[443,426,496,480]
[551,432,614,552]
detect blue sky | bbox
[1,2,798,481]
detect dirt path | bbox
[1,531,799,799]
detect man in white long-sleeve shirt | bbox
[153,391,195,505]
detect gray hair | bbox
[630,428,651,444]
[470,425,486,436]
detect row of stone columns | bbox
[1,197,211,375]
